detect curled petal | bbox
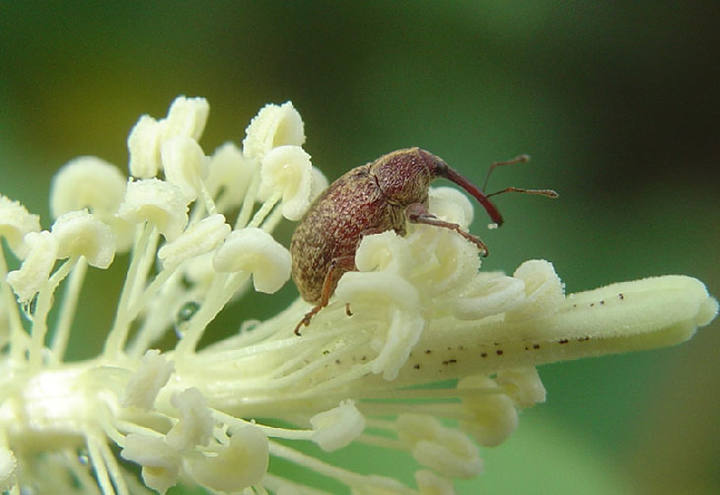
[206,142,258,207]
[163,96,210,142]
[457,375,518,447]
[213,227,291,293]
[50,156,126,219]
[496,367,546,408]
[121,349,174,410]
[397,414,483,479]
[428,186,474,229]
[6,231,58,303]
[127,114,163,178]
[117,178,190,241]
[453,273,525,320]
[371,309,426,381]
[186,425,269,493]
[259,145,313,220]
[0,195,41,256]
[242,101,305,160]
[310,400,366,452]
[120,434,180,494]
[505,259,565,322]
[51,210,116,268]
[166,388,213,450]
[406,228,480,297]
[354,231,410,274]
[158,214,230,268]
[161,135,209,200]
[415,470,454,495]
[335,271,420,312]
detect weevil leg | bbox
[406,202,489,256]
[294,255,356,335]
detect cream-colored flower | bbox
[0,97,716,495]
[242,101,305,161]
[50,156,126,219]
[0,194,41,256]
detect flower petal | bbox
[206,142,258,207]
[117,178,190,241]
[310,400,366,452]
[259,145,313,220]
[121,349,175,410]
[127,114,164,178]
[163,96,210,142]
[0,195,41,256]
[186,425,269,493]
[161,135,208,200]
[242,101,305,161]
[158,214,230,268]
[213,227,291,293]
[51,210,116,268]
[6,231,58,303]
[50,156,126,219]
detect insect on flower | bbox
[290,147,558,334]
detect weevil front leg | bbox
[406,202,489,256]
[294,255,356,335]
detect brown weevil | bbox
[290,147,557,334]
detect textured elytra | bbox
[291,162,405,304]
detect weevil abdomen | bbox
[290,163,401,304]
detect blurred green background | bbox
[1,1,718,493]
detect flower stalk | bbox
[0,97,716,494]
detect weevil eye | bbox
[418,148,449,178]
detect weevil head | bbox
[370,148,434,206]
[371,147,504,225]
[420,149,504,226]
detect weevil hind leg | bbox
[406,202,489,256]
[294,255,356,335]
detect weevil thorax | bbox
[370,147,440,206]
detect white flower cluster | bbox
[0,96,716,495]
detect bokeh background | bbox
[2,1,719,493]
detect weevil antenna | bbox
[481,154,531,192]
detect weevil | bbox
[290,147,556,334]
